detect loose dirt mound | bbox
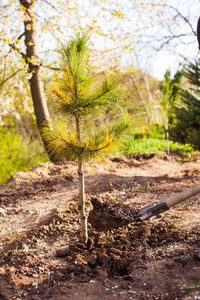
[88,196,137,231]
[0,155,200,299]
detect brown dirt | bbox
[0,155,200,300]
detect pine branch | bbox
[42,33,133,160]
[88,142,111,152]
[58,129,111,155]
[85,86,111,108]
[65,54,80,105]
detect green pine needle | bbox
[41,114,133,162]
[42,32,134,162]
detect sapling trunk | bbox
[164,111,170,155]
[76,116,88,244]
[166,120,169,155]
[78,157,88,244]
[42,33,133,245]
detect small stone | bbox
[88,255,97,266]
[97,254,108,265]
[121,281,130,289]
[55,246,70,257]
[32,282,38,288]
[87,237,94,249]
[112,285,118,289]
[6,208,18,215]
[128,290,136,295]
[89,279,96,283]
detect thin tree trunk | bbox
[133,50,159,124]
[78,157,88,244]
[166,119,170,155]
[20,0,51,157]
[143,73,159,124]
[76,117,88,244]
[130,73,151,124]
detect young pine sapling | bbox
[42,33,133,244]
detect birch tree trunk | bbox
[130,73,151,124]
[132,50,159,124]
[166,118,170,155]
[20,0,51,156]
[143,73,159,124]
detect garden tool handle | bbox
[166,183,200,208]
[135,183,200,221]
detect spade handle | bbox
[135,183,200,221]
[166,183,200,208]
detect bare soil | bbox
[0,154,200,300]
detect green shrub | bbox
[122,136,195,156]
[0,128,48,184]
[170,60,200,148]
[131,125,165,140]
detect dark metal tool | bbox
[134,183,200,221]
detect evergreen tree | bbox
[41,33,133,244]
[170,60,200,148]
[160,69,182,154]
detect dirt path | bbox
[0,155,200,299]
[0,156,199,249]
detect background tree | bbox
[160,69,182,153]
[137,0,199,71]
[42,33,133,244]
[170,60,200,149]
[1,0,198,162]
[14,0,51,156]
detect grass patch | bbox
[122,136,195,156]
[0,125,197,185]
[0,128,48,184]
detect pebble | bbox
[88,255,97,266]
[113,285,118,289]
[121,281,130,289]
[128,290,136,294]
[32,282,38,288]
[55,246,70,257]
[7,208,18,215]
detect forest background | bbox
[0,0,200,184]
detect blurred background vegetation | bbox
[1,0,200,184]
[1,63,199,184]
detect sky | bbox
[148,0,200,79]
[1,0,200,81]
[67,0,200,80]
